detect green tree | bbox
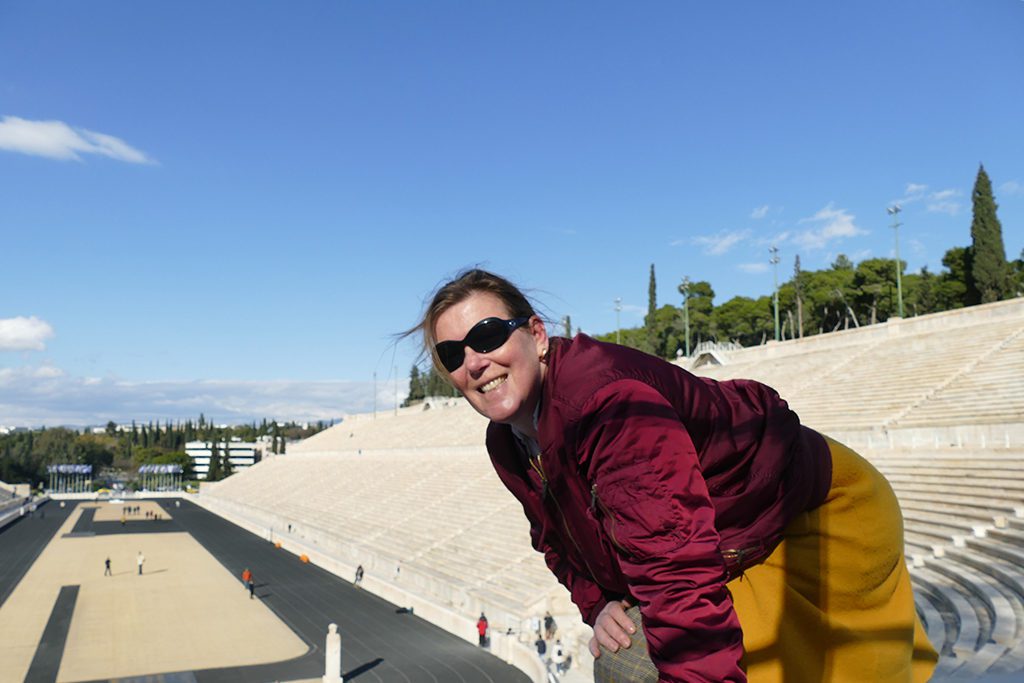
[935,246,970,310]
[852,258,902,325]
[32,428,78,465]
[1011,248,1024,297]
[793,255,805,338]
[404,365,425,406]
[423,366,460,398]
[206,441,222,481]
[686,281,716,347]
[713,295,772,346]
[75,434,115,471]
[967,164,1010,304]
[832,254,854,271]
[221,445,234,478]
[905,267,938,316]
[645,264,657,354]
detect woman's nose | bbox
[463,346,488,375]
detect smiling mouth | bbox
[480,375,507,393]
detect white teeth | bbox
[480,376,507,393]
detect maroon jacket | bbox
[486,335,831,682]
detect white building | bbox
[185,439,261,480]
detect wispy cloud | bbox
[0,115,156,164]
[738,262,769,274]
[791,203,866,251]
[999,180,1023,196]
[686,229,752,255]
[0,316,55,351]
[927,201,962,216]
[0,366,385,427]
[751,205,770,220]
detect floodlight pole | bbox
[769,245,781,341]
[679,276,691,357]
[888,205,905,318]
[614,298,622,345]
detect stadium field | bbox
[0,499,528,683]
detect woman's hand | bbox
[589,599,637,658]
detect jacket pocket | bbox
[591,478,687,560]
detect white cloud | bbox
[999,180,1023,196]
[0,115,156,164]
[0,366,385,427]
[0,316,55,351]
[689,229,751,255]
[930,188,959,201]
[738,262,769,274]
[893,183,928,206]
[927,201,962,216]
[751,205,770,220]
[792,203,866,251]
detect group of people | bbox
[533,612,571,676]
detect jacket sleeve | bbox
[576,379,745,683]
[523,491,615,625]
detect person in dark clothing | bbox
[544,611,556,640]
[535,634,547,659]
[354,564,364,587]
[104,557,111,576]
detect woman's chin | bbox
[470,394,519,425]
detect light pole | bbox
[614,297,622,345]
[678,276,691,357]
[887,204,905,318]
[769,245,781,341]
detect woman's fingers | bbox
[612,603,637,634]
[592,600,636,655]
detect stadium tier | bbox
[198,297,1024,680]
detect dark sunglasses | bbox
[435,316,531,372]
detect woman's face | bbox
[433,291,548,433]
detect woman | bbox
[417,268,937,682]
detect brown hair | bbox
[411,269,538,373]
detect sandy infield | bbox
[0,502,308,683]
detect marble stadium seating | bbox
[199,297,1024,679]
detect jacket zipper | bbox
[530,452,603,580]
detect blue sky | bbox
[1,0,1022,426]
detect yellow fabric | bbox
[726,436,939,682]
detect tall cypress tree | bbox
[967,164,1009,304]
[646,264,657,354]
[793,255,804,339]
[206,441,222,481]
